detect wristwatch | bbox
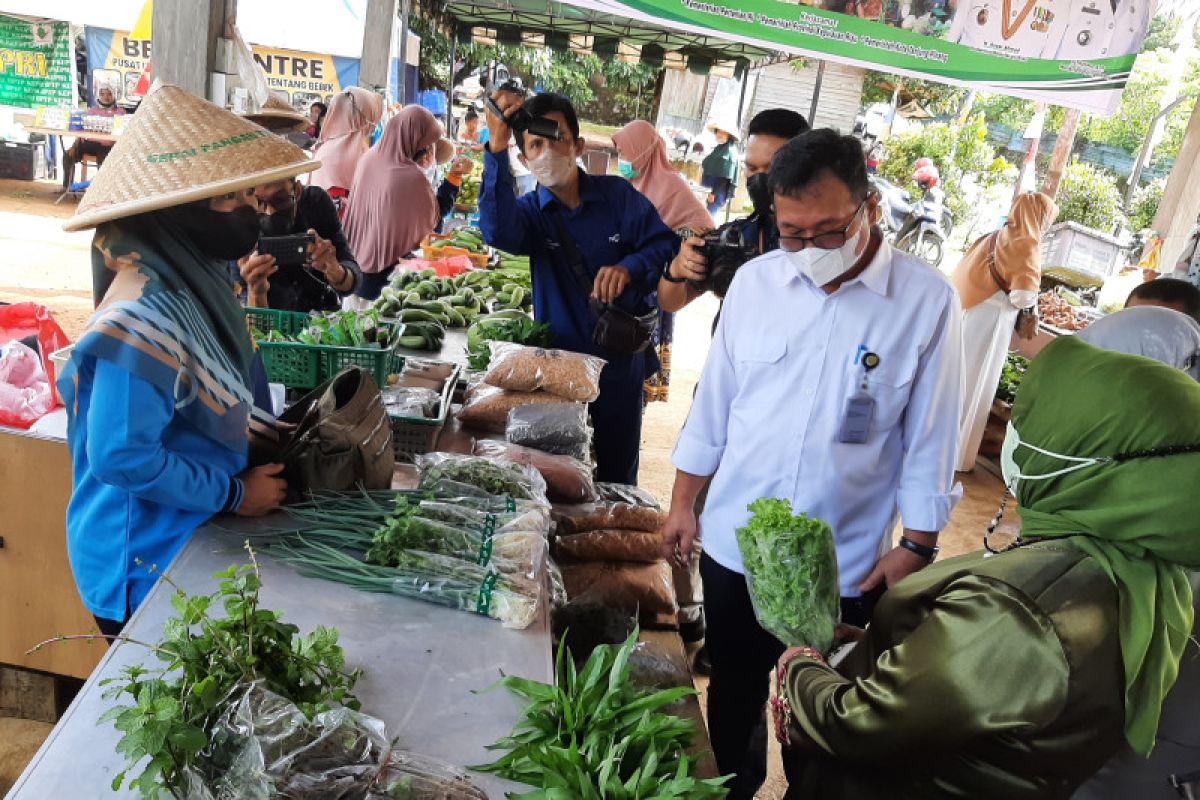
[661,261,687,284]
[899,536,940,562]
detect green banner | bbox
[575,0,1153,114]
[0,15,74,110]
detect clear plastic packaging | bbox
[551,598,637,661]
[416,452,549,505]
[595,483,662,509]
[553,529,663,563]
[560,560,678,616]
[736,502,840,651]
[505,402,592,462]
[277,544,543,629]
[483,341,606,402]
[381,385,441,418]
[628,642,692,689]
[182,682,487,799]
[474,440,598,505]
[552,502,668,535]
[366,501,550,580]
[457,384,564,432]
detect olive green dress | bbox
[782,541,1125,800]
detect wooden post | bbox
[150,0,228,100]
[1148,95,1200,268]
[360,0,397,94]
[1041,107,1080,200]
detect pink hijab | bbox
[613,120,714,234]
[310,87,384,192]
[344,106,441,273]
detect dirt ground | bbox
[0,177,1005,800]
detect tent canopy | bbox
[423,0,775,74]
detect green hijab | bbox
[1009,335,1200,755]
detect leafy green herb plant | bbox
[475,629,729,799]
[736,499,840,651]
[27,545,361,798]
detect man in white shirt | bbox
[661,129,963,799]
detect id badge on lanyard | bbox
[839,351,881,444]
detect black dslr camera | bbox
[691,220,761,297]
[485,79,563,141]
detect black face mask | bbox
[258,186,298,236]
[260,208,294,237]
[746,172,772,217]
[174,205,263,260]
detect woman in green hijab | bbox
[775,335,1200,800]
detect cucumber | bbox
[396,308,443,324]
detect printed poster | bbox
[0,15,74,109]
[571,0,1156,114]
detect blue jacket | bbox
[478,147,677,385]
[65,356,245,620]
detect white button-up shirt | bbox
[672,240,963,595]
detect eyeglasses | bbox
[777,200,867,252]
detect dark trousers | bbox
[589,374,644,486]
[355,267,394,301]
[702,554,880,800]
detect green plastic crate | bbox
[388,363,461,460]
[248,308,404,390]
[246,307,309,338]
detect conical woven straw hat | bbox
[245,94,309,134]
[65,84,318,231]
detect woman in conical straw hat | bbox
[59,83,318,637]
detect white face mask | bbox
[786,207,867,287]
[529,150,576,189]
[1000,421,1111,501]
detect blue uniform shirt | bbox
[65,357,245,620]
[478,147,677,369]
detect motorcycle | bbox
[870,175,954,267]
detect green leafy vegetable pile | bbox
[91,552,360,797]
[475,629,729,798]
[466,312,553,371]
[254,308,396,348]
[996,352,1030,405]
[736,498,839,651]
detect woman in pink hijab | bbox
[612,120,714,405]
[613,120,714,236]
[310,87,385,203]
[344,105,442,300]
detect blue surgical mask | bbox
[617,159,639,180]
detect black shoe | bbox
[692,645,711,677]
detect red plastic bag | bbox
[0,303,71,406]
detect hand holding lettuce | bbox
[736,498,839,652]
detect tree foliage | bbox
[875,114,1012,221]
[1055,161,1126,232]
[860,70,968,117]
[1128,176,1166,232]
[410,13,659,125]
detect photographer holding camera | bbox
[479,86,677,485]
[659,109,810,313]
[236,178,360,312]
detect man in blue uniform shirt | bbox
[479,89,677,484]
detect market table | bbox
[5,517,552,799]
[24,126,120,145]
